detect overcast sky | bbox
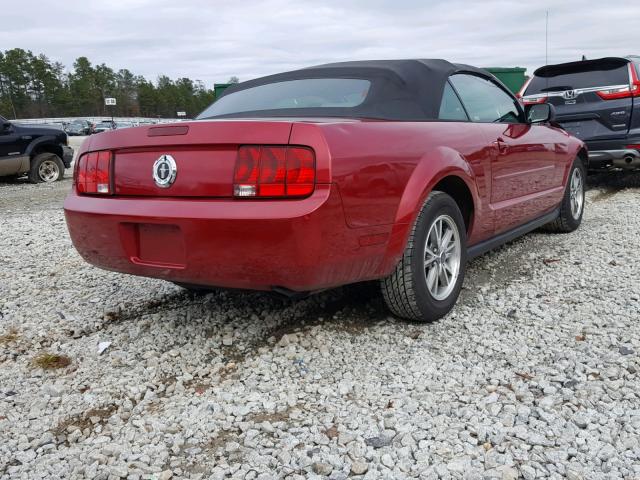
[2,0,638,86]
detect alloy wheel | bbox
[569,168,584,219]
[38,159,60,183]
[424,214,461,301]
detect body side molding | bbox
[467,208,560,259]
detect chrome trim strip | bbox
[588,149,640,160]
[522,84,629,101]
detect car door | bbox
[0,119,25,176]
[449,73,560,233]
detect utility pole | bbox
[545,10,549,90]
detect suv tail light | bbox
[516,77,532,100]
[596,63,640,100]
[75,150,113,194]
[516,77,548,105]
[522,96,547,105]
[234,145,315,198]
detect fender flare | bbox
[25,136,62,157]
[379,146,481,276]
[394,146,480,225]
[561,142,588,184]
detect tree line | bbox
[0,48,237,119]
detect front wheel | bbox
[28,153,65,183]
[381,191,467,322]
[544,159,585,233]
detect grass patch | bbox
[0,327,19,344]
[32,352,72,370]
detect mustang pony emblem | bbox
[153,154,177,188]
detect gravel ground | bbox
[0,161,639,480]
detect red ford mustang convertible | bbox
[64,60,586,322]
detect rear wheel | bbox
[28,153,65,183]
[544,159,585,233]
[381,191,467,322]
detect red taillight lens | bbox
[596,63,640,100]
[516,77,533,99]
[285,146,315,197]
[517,78,546,105]
[258,147,287,196]
[234,145,315,198]
[75,150,112,195]
[596,86,635,100]
[522,96,547,105]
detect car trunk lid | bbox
[92,120,294,197]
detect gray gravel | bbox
[0,166,639,480]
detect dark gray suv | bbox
[520,56,640,171]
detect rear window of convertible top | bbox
[197,78,371,118]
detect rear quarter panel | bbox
[311,121,493,240]
[309,121,497,278]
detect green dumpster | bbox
[214,83,232,101]
[484,67,527,94]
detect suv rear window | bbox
[198,78,371,118]
[527,58,629,94]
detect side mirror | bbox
[1,121,11,132]
[526,103,556,124]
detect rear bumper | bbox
[588,148,640,170]
[63,185,391,291]
[586,137,640,170]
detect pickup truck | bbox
[0,115,74,182]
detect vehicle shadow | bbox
[587,170,640,199]
[102,281,391,345]
[0,176,28,185]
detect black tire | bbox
[28,153,65,183]
[381,191,467,322]
[543,158,586,233]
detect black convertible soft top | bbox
[198,59,494,121]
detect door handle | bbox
[494,138,509,154]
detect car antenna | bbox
[545,10,549,90]
[545,10,549,66]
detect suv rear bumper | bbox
[586,137,640,170]
[588,148,640,170]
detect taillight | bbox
[596,63,640,100]
[516,77,532,99]
[234,145,315,198]
[516,77,547,105]
[522,96,547,105]
[75,150,113,194]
